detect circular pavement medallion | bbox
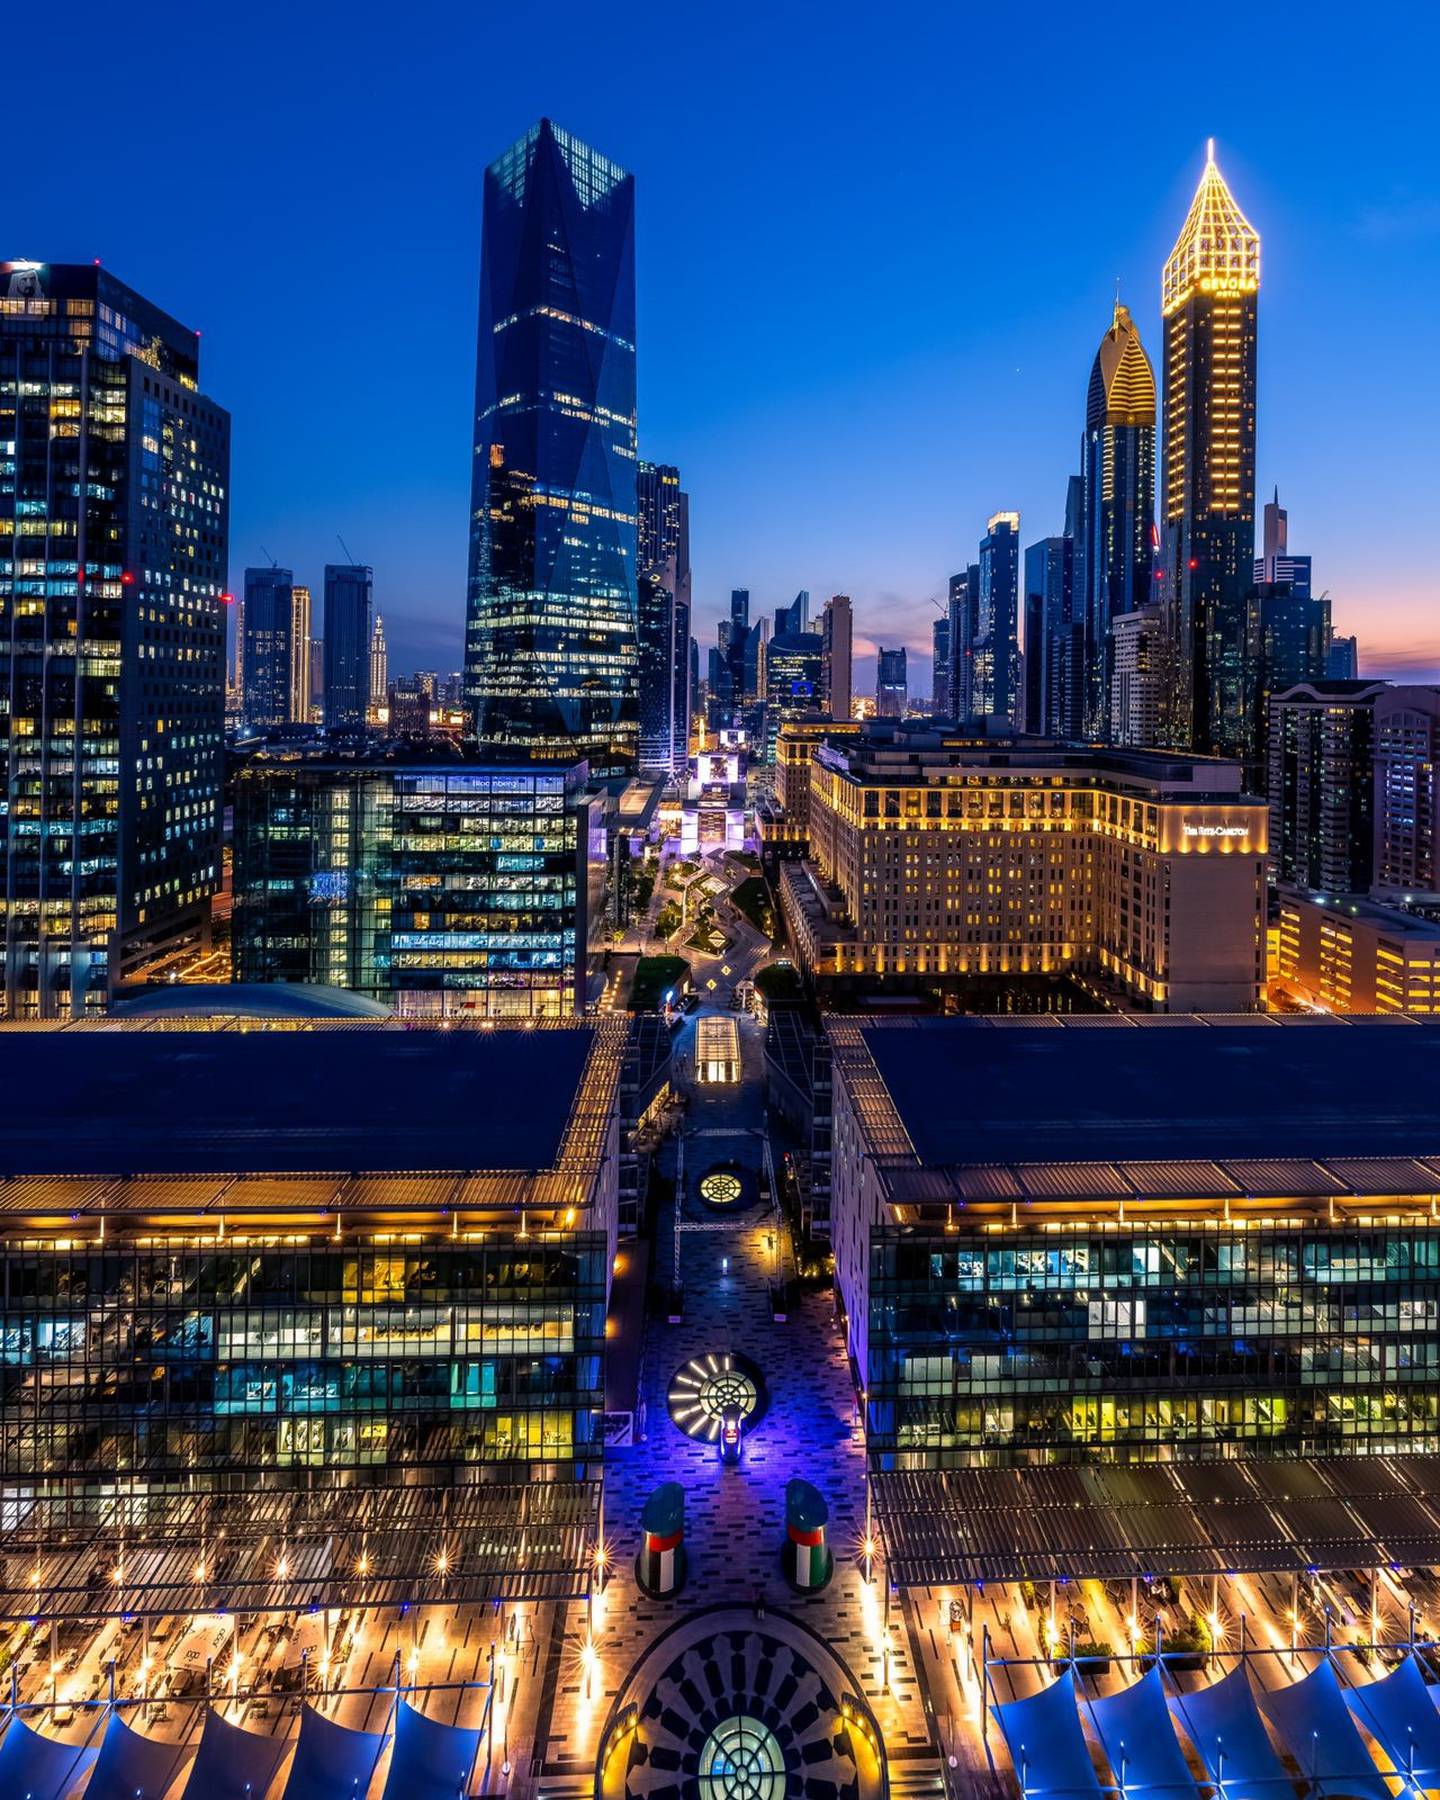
[667,1351,767,1443]
[697,1714,786,1800]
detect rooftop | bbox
[1282,888,1440,941]
[843,1014,1440,1170]
[0,1023,605,1179]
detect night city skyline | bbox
[8,1,1439,690]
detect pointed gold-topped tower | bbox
[1159,142,1260,760]
[1081,299,1157,737]
[1087,300,1157,429]
[1162,139,1261,316]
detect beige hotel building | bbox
[772,723,1266,1010]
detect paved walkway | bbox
[533,1011,940,1793]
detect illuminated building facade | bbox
[1160,145,1260,758]
[0,1020,621,1567]
[1110,603,1167,748]
[367,610,387,724]
[821,593,853,721]
[830,1014,1440,1468]
[1374,686,1440,900]
[1081,303,1156,736]
[242,566,295,732]
[0,261,229,1015]
[777,723,1266,1010]
[1267,679,1388,893]
[1276,888,1440,1013]
[322,562,373,731]
[289,583,312,724]
[464,120,639,775]
[763,630,824,762]
[974,512,1020,726]
[636,460,690,777]
[233,755,605,1017]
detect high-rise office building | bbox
[1081,302,1156,736]
[289,583,312,724]
[368,611,387,722]
[763,631,824,762]
[636,461,690,777]
[1268,679,1388,893]
[1022,530,1081,736]
[1327,634,1360,680]
[242,566,295,733]
[1160,144,1260,757]
[946,567,979,722]
[308,638,324,721]
[1109,604,1166,748]
[464,120,638,773]
[931,616,951,717]
[1374,687,1440,899]
[876,647,908,718]
[1255,487,1313,596]
[973,512,1020,726]
[322,562,373,730]
[821,594,853,721]
[775,590,810,636]
[0,261,229,1014]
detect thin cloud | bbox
[1355,196,1440,242]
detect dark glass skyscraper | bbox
[947,567,979,722]
[974,512,1020,726]
[464,120,638,774]
[242,565,295,732]
[322,563,373,731]
[636,460,690,776]
[0,261,228,1015]
[1160,144,1260,756]
[1023,531,1081,736]
[876,647,908,718]
[1081,302,1156,736]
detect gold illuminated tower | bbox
[1159,141,1260,756]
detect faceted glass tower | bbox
[1081,301,1156,737]
[464,120,639,774]
[0,261,229,1015]
[1160,143,1260,756]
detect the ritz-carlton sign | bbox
[1182,822,1249,839]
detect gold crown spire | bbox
[1087,301,1156,431]
[1162,141,1260,316]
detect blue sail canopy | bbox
[178,1708,289,1800]
[84,1712,192,1799]
[281,1704,387,1798]
[1344,1652,1440,1791]
[1168,1661,1298,1800]
[1258,1657,1394,1800]
[379,1699,483,1800]
[0,1714,98,1800]
[992,1670,1106,1800]
[1088,1666,1200,1800]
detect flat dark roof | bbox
[0,1027,595,1176]
[859,1017,1440,1165]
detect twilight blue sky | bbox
[10,0,1440,690]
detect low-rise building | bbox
[776,724,1266,1011]
[828,1014,1440,1470]
[0,1016,624,1617]
[1275,887,1440,1013]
